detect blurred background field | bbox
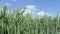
[0,0,60,34]
[0,5,60,34]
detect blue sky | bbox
[0,0,60,16]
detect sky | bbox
[0,0,60,17]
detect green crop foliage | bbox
[0,5,60,34]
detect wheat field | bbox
[0,5,60,34]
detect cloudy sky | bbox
[0,0,60,16]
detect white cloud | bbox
[23,5,36,15]
[23,9,35,15]
[59,14,60,16]
[26,5,36,11]
[5,3,11,6]
[37,11,52,16]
